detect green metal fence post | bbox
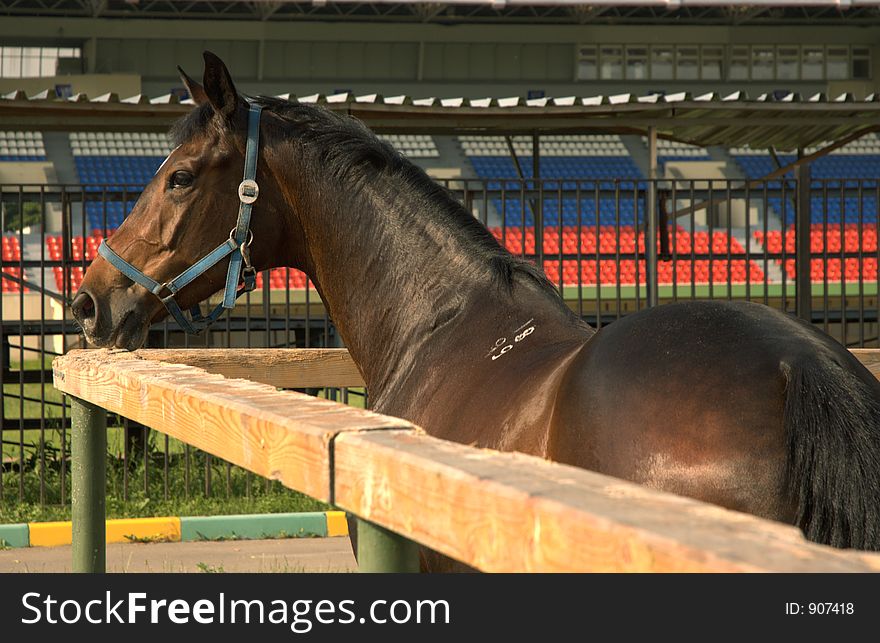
[71,396,107,573]
[357,519,420,573]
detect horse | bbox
[71,52,880,569]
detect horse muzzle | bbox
[70,290,99,337]
[71,286,152,350]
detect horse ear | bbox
[202,50,239,121]
[177,66,208,105]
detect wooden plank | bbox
[132,348,876,390]
[101,348,880,393]
[333,430,880,573]
[131,348,364,388]
[851,348,880,380]
[52,347,880,572]
[52,349,412,502]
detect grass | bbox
[123,533,176,544]
[318,387,366,408]
[1,358,364,525]
[190,529,321,543]
[0,445,329,523]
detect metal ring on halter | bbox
[228,227,254,249]
[238,179,259,204]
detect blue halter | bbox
[97,101,263,335]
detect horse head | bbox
[72,52,285,349]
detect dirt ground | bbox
[0,536,357,573]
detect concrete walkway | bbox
[0,536,357,573]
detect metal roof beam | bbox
[668,124,880,221]
[414,2,446,22]
[85,0,104,17]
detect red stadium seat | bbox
[1,237,27,292]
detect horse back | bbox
[546,299,869,522]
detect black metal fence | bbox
[1,177,877,507]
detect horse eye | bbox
[170,171,194,188]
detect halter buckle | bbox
[240,240,254,273]
[238,179,259,204]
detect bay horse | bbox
[71,52,880,568]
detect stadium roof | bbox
[3,0,880,25]
[2,88,880,151]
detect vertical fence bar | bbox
[0,190,4,503]
[593,182,601,327]
[708,180,716,301]
[857,180,865,347]
[796,159,812,323]
[357,519,420,573]
[744,182,752,303]
[40,186,47,505]
[646,128,659,307]
[821,182,829,335]
[533,135,543,262]
[671,185,679,302]
[17,186,24,501]
[839,182,847,344]
[71,396,106,574]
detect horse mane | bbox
[170,96,558,296]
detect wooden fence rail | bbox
[52,348,880,573]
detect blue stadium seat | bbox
[734,154,879,223]
[74,155,166,229]
[0,154,47,161]
[469,156,646,226]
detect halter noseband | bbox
[97,100,263,335]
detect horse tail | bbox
[782,355,880,550]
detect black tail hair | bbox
[783,357,880,550]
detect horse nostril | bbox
[71,291,97,326]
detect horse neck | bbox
[271,159,581,402]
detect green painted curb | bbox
[559,280,878,301]
[0,523,29,548]
[180,512,328,542]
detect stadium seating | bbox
[68,132,442,230]
[775,257,879,282]
[756,224,877,254]
[488,196,643,227]
[732,134,880,224]
[378,134,439,158]
[0,131,46,161]
[754,224,878,282]
[20,130,869,291]
[462,135,645,227]
[539,258,763,286]
[657,138,710,163]
[1,236,28,292]
[256,268,310,290]
[487,225,765,285]
[734,155,880,186]
[70,131,171,229]
[45,234,313,292]
[461,134,632,157]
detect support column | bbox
[71,397,106,573]
[646,126,659,307]
[84,37,97,74]
[257,39,265,81]
[357,519,420,573]
[795,153,812,323]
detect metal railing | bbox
[1,177,877,510]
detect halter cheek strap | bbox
[97,100,263,335]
